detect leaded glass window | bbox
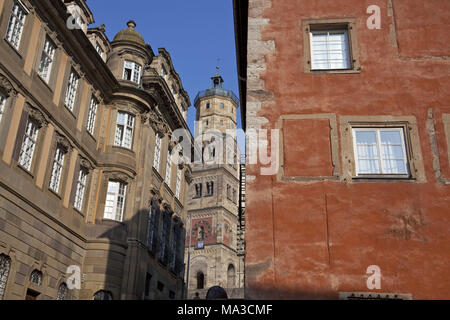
[86,97,98,135]
[56,283,68,300]
[64,69,79,111]
[38,36,56,83]
[153,135,162,170]
[30,270,42,286]
[5,1,27,50]
[114,112,135,149]
[0,254,11,300]
[104,181,127,222]
[49,146,66,193]
[74,168,88,211]
[18,118,39,171]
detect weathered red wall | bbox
[245,0,450,299]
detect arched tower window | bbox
[30,270,42,286]
[0,254,11,300]
[196,271,205,289]
[198,226,205,241]
[227,264,235,288]
[56,283,68,300]
[93,290,113,300]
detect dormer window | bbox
[95,42,104,58]
[123,60,141,83]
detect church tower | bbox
[184,68,244,299]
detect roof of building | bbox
[113,20,145,46]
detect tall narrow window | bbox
[0,92,6,124]
[5,1,27,50]
[104,181,127,222]
[95,43,103,58]
[0,254,11,300]
[74,168,88,211]
[38,37,56,83]
[49,146,66,193]
[18,118,39,171]
[196,272,204,289]
[86,97,98,135]
[175,167,182,199]
[165,152,172,186]
[146,201,160,252]
[310,30,350,70]
[153,135,162,170]
[123,60,141,84]
[64,69,79,112]
[56,283,68,300]
[194,183,202,198]
[114,112,135,149]
[206,181,214,196]
[352,128,409,176]
[227,265,235,288]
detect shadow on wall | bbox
[82,206,186,300]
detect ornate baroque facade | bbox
[184,71,245,299]
[0,0,193,300]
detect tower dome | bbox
[113,20,145,46]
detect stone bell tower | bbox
[184,68,244,299]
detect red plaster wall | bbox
[283,119,333,177]
[245,0,450,299]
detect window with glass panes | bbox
[114,112,135,149]
[18,118,39,171]
[38,37,56,83]
[56,283,68,300]
[165,152,172,186]
[74,168,88,211]
[0,254,11,300]
[49,146,66,193]
[0,92,6,124]
[352,128,409,176]
[175,167,182,199]
[310,30,350,70]
[95,43,103,58]
[5,1,27,50]
[104,181,127,221]
[123,60,141,83]
[64,69,79,111]
[86,97,98,135]
[153,135,162,170]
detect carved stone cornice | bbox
[148,109,169,137]
[55,132,72,152]
[104,171,132,183]
[25,104,48,128]
[79,156,94,172]
[149,186,162,203]
[112,101,140,116]
[0,74,17,97]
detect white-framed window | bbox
[153,135,162,170]
[175,167,182,199]
[114,112,135,149]
[123,60,141,83]
[5,0,27,50]
[38,36,56,83]
[74,168,88,211]
[64,69,79,111]
[104,181,127,222]
[352,128,409,176]
[49,146,66,193]
[310,30,350,70]
[86,97,98,135]
[18,118,39,171]
[0,92,6,124]
[165,151,172,186]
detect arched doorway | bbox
[196,271,205,289]
[227,264,235,288]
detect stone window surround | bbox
[340,115,426,183]
[302,17,361,74]
[45,132,71,198]
[276,113,340,182]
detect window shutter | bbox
[12,110,28,161]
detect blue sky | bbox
[87,0,244,153]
